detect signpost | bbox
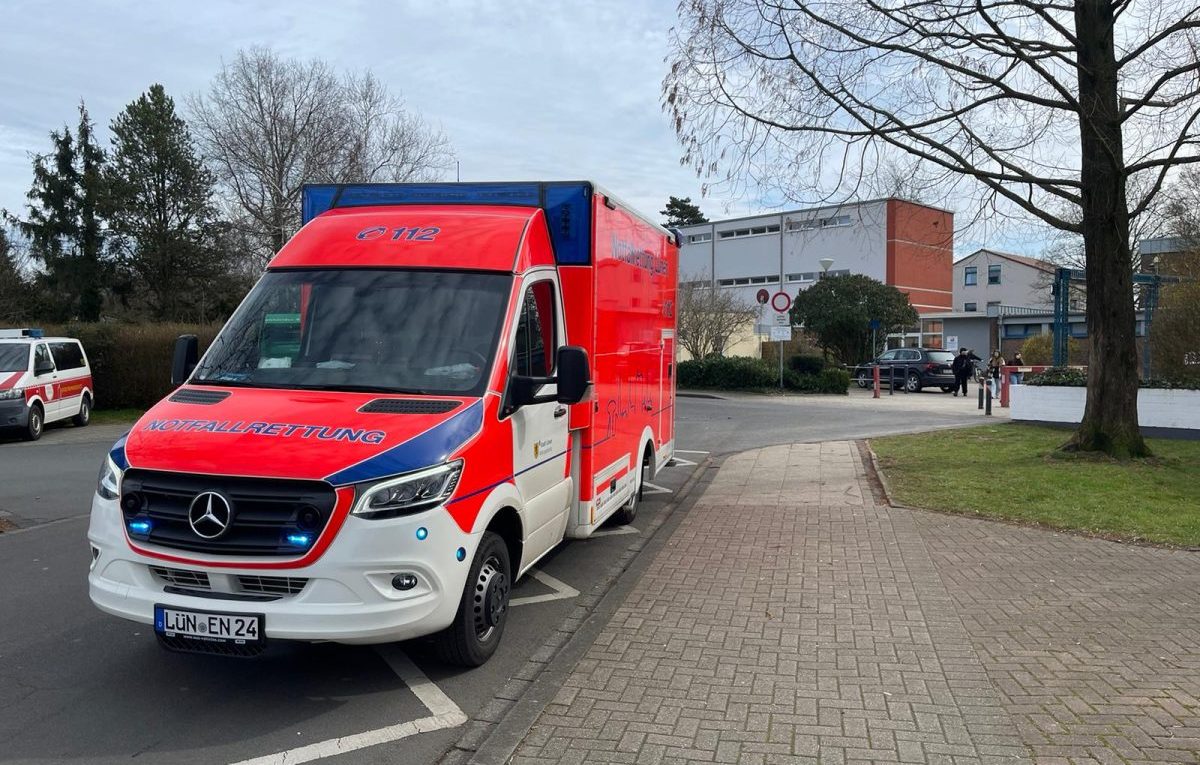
[770,291,792,388]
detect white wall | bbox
[953,251,1051,313]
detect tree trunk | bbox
[1065,0,1148,458]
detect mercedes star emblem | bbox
[188,491,233,539]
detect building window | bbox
[986,301,1001,315]
[686,232,712,244]
[964,302,977,312]
[964,267,977,286]
[786,272,815,282]
[786,215,851,232]
[988,264,1001,284]
[822,214,852,227]
[717,278,736,286]
[716,225,779,240]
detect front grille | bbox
[359,398,459,414]
[157,633,265,657]
[237,575,308,596]
[151,566,212,590]
[123,469,338,556]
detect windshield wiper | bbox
[316,384,432,395]
[189,378,291,389]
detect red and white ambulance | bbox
[0,328,94,441]
[88,182,678,665]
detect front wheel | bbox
[73,395,91,427]
[905,372,922,393]
[435,531,511,667]
[24,403,44,441]
[855,370,871,389]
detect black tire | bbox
[24,403,44,441]
[905,372,922,393]
[435,531,511,667]
[73,395,91,427]
[855,370,871,389]
[613,449,649,525]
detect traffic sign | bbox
[770,291,791,313]
[769,326,793,342]
[869,319,881,331]
[773,312,790,326]
[756,288,770,305]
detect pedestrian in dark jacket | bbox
[950,347,972,397]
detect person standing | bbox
[988,350,1005,398]
[950,347,972,397]
[1009,351,1024,386]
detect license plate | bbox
[155,605,263,645]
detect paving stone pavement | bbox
[506,442,1200,765]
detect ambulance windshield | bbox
[0,344,29,372]
[192,269,510,396]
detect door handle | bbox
[553,406,567,418]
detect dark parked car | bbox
[853,348,957,393]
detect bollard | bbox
[1000,366,1011,408]
[873,365,880,399]
[985,383,992,416]
[978,384,984,410]
[889,365,894,395]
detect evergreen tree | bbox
[660,196,709,227]
[20,102,108,321]
[0,228,30,323]
[105,84,222,321]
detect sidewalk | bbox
[504,442,1200,764]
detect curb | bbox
[676,390,726,400]
[861,440,903,508]
[438,456,716,765]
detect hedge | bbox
[1024,366,1200,391]
[677,357,849,394]
[45,323,222,410]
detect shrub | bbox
[816,367,851,393]
[1020,332,1083,365]
[676,356,777,389]
[788,354,827,375]
[1024,367,1087,386]
[45,322,221,410]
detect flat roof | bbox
[677,196,954,231]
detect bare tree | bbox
[677,276,760,359]
[190,47,454,267]
[665,1,1200,457]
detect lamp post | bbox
[819,258,835,278]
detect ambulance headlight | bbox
[97,455,122,501]
[353,460,463,519]
[0,387,23,400]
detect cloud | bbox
[0,0,727,224]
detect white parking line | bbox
[641,481,672,495]
[674,449,709,454]
[510,568,579,606]
[229,648,466,765]
[668,456,698,467]
[588,524,640,538]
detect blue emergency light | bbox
[286,533,313,547]
[301,182,597,265]
[128,519,152,535]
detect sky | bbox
[0,0,1047,257]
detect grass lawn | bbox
[871,423,1200,547]
[90,408,144,425]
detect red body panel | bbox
[124,388,471,480]
[270,205,537,271]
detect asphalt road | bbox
[0,391,989,764]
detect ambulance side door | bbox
[507,276,571,568]
[31,343,60,419]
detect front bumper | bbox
[0,397,29,428]
[87,493,480,644]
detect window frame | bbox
[963,266,978,286]
[988,264,1002,285]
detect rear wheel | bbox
[855,370,871,389]
[905,372,922,393]
[435,531,511,667]
[73,395,91,427]
[24,403,43,441]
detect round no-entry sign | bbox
[756,288,770,305]
[771,291,792,313]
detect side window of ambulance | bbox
[513,282,557,378]
[33,344,55,375]
[49,342,85,370]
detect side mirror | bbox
[555,346,590,405]
[171,335,199,386]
